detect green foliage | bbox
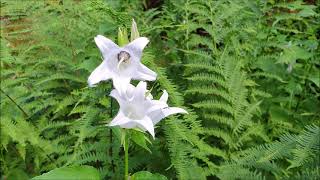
[1,0,125,178]
[154,0,319,178]
[130,130,152,153]
[32,165,100,180]
[132,171,167,180]
[1,0,319,179]
[218,125,320,179]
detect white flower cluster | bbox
[88,27,187,139]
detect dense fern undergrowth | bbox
[0,0,319,179]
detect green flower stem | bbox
[110,85,115,173]
[124,132,129,180]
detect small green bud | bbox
[130,19,140,41]
[118,27,129,46]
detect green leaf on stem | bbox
[131,130,151,153]
[31,165,100,180]
[131,171,167,180]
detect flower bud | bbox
[131,19,140,41]
[118,27,129,46]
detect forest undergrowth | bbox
[0,0,319,179]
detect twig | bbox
[109,84,115,173]
[1,88,29,117]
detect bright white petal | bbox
[88,60,112,87]
[146,92,153,100]
[159,90,168,102]
[111,83,135,100]
[146,101,167,114]
[148,110,164,125]
[110,89,125,107]
[133,64,157,81]
[125,37,149,52]
[119,121,137,129]
[94,35,118,58]
[149,107,187,125]
[125,84,135,100]
[132,81,147,102]
[163,107,188,117]
[112,76,131,95]
[109,111,131,127]
[135,117,155,139]
[110,89,120,100]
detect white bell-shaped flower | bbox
[109,81,187,139]
[88,35,157,93]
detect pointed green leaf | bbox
[132,171,167,180]
[130,130,151,153]
[32,166,100,180]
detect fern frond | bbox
[193,100,234,116]
[289,125,320,169]
[203,113,233,128]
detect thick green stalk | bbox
[124,133,129,180]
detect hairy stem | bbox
[124,132,129,180]
[110,84,115,173]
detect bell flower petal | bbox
[88,35,157,93]
[94,35,119,59]
[149,107,188,125]
[110,89,125,106]
[135,117,155,139]
[125,37,149,54]
[132,81,147,102]
[133,64,157,81]
[112,76,131,95]
[109,111,131,127]
[108,81,187,138]
[159,90,168,102]
[163,107,188,117]
[88,60,112,87]
[146,101,168,114]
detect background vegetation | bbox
[1,0,319,179]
